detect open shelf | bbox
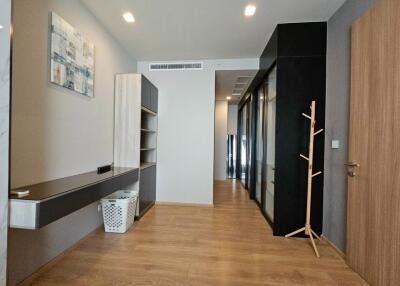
[141,109,157,130]
[140,162,157,170]
[140,105,157,165]
[141,128,156,133]
[140,148,156,163]
[141,106,157,116]
[141,131,156,149]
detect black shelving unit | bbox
[139,75,158,217]
[114,73,158,218]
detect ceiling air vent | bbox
[149,62,203,71]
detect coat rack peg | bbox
[286,100,322,258]
[300,154,309,161]
[312,171,322,177]
[314,129,324,136]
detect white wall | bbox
[227,104,238,135]
[9,0,137,284]
[214,101,228,180]
[0,0,11,284]
[138,58,258,204]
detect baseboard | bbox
[17,226,103,286]
[155,201,214,208]
[136,202,155,220]
[321,235,346,259]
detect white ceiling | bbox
[215,70,257,104]
[81,0,346,61]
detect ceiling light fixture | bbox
[244,5,256,17]
[0,25,4,30]
[227,96,232,100]
[123,12,135,23]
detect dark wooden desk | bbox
[9,167,139,229]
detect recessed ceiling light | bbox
[244,5,256,17]
[227,96,232,100]
[0,25,4,30]
[123,12,135,23]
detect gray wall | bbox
[0,0,11,285]
[8,0,136,284]
[214,100,228,180]
[324,0,377,252]
[227,104,238,135]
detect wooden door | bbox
[347,0,400,285]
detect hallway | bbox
[22,180,367,286]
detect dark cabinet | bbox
[141,76,151,110]
[240,22,326,237]
[138,165,156,216]
[150,83,158,113]
[141,75,158,113]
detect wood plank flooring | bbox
[22,180,368,285]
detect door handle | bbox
[344,162,360,167]
[345,162,359,178]
[347,171,356,177]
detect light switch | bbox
[332,140,340,149]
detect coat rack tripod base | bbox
[285,223,322,258]
[285,101,323,258]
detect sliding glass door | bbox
[263,66,277,221]
[239,105,247,186]
[226,135,236,179]
[246,97,253,191]
[238,96,253,190]
[237,66,277,224]
[255,87,265,205]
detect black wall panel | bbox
[274,56,326,236]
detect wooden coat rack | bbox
[285,101,323,258]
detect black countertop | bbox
[10,167,138,201]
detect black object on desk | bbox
[97,164,112,174]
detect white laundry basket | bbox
[101,190,138,233]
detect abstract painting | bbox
[50,12,94,97]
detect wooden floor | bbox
[23,180,368,286]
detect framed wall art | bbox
[50,12,94,97]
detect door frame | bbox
[0,0,12,284]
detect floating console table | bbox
[9,167,139,229]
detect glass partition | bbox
[239,105,247,185]
[226,135,237,179]
[255,86,265,205]
[246,96,253,191]
[263,65,277,221]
